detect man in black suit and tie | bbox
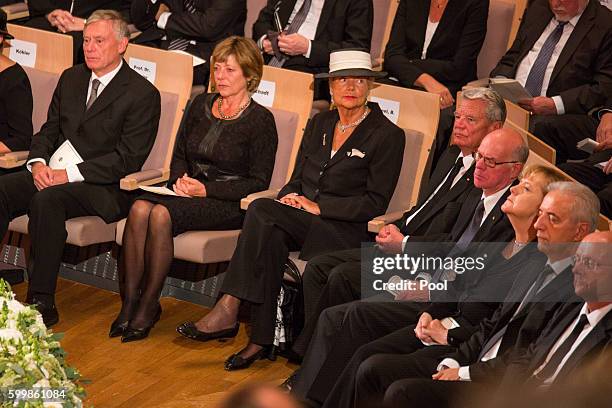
[130,0,247,85]
[292,87,508,357]
[375,182,600,408]
[290,127,528,407]
[24,1,131,62]
[489,0,612,163]
[252,0,373,99]
[0,10,161,327]
[560,103,612,217]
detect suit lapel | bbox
[518,8,554,66]
[409,0,429,55]
[428,0,459,50]
[279,0,298,27]
[315,0,338,39]
[419,146,460,201]
[549,1,596,86]
[82,62,130,122]
[472,183,514,242]
[75,66,90,121]
[450,187,482,239]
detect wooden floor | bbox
[11,279,298,407]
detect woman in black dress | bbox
[176,49,406,371]
[110,36,278,342]
[0,10,33,167]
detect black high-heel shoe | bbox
[121,304,162,343]
[224,345,275,371]
[176,321,239,342]
[109,319,129,338]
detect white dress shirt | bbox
[533,302,612,385]
[514,10,585,115]
[27,60,124,183]
[480,185,511,227]
[421,19,439,59]
[437,256,573,380]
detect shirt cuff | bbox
[401,235,410,252]
[304,39,312,58]
[157,12,172,30]
[26,158,46,172]
[552,96,565,115]
[598,109,612,120]
[65,164,84,183]
[437,358,460,371]
[458,366,471,381]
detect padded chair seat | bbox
[115,218,240,264]
[9,215,116,247]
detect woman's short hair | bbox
[520,165,568,194]
[85,9,129,41]
[210,36,264,93]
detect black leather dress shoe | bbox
[30,299,59,328]
[121,304,162,343]
[224,345,275,371]
[279,369,300,392]
[176,321,239,342]
[108,319,129,338]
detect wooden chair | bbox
[508,0,529,49]
[505,119,556,164]
[505,99,530,130]
[1,2,29,21]
[477,0,515,79]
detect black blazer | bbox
[252,0,373,72]
[131,0,246,63]
[503,302,612,386]
[28,62,161,221]
[27,0,131,19]
[443,262,578,382]
[395,145,476,237]
[490,0,612,114]
[384,0,489,94]
[278,102,405,259]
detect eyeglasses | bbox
[473,152,520,168]
[453,112,483,125]
[573,254,612,271]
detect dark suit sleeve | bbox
[252,0,275,41]
[2,68,33,152]
[130,0,161,31]
[76,83,161,184]
[308,0,373,67]
[317,126,405,222]
[26,0,62,17]
[385,0,488,87]
[165,0,245,40]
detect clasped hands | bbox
[46,9,85,33]
[262,33,309,56]
[595,113,612,174]
[279,193,320,215]
[31,162,68,191]
[414,312,461,381]
[172,173,206,197]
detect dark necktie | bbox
[477,265,555,360]
[532,314,589,383]
[269,0,312,67]
[168,0,197,51]
[454,199,485,251]
[524,21,568,97]
[86,79,101,110]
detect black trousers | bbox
[220,198,363,346]
[559,149,612,217]
[0,170,128,302]
[531,114,597,164]
[383,376,483,408]
[292,298,429,405]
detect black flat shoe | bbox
[121,304,162,343]
[29,298,59,327]
[176,321,239,342]
[224,345,275,371]
[109,319,129,338]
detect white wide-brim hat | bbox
[315,49,386,79]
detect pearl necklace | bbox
[218,96,251,120]
[337,107,370,133]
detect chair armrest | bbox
[120,168,170,191]
[367,210,405,234]
[240,189,280,211]
[0,151,29,169]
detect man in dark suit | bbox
[24,1,131,62]
[489,0,612,163]
[130,0,246,85]
[252,0,373,99]
[374,183,600,408]
[560,103,612,217]
[290,127,528,407]
[0,10,161,327]
[293,87,507,356]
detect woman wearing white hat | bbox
[177,49,406,370]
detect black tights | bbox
[117,200,173,328]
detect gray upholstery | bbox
[9,215,116,247]
[371,0,392,64]
[142,91,179,170]
[477,0,515,79]
[23,67,60,133]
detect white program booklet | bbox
[489,78,532,103]
[139,185,178,196]
[169,50,206,67]
[49,140,83,169]
[577,138,600,154]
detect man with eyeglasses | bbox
[374,182,599,408]
[290,128,529,407]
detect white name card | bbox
[252,80,276,107]
[369,96,400,124]
[128,57,157,83]
[9,39,37,68]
